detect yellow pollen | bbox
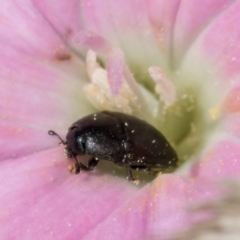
[209,107,219,120]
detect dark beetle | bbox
[49,111,178,181]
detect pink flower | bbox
[1,0,240,239]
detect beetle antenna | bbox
[48,130,66,144]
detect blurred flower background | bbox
[1,0,240,239]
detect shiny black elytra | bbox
[48,111,178,181]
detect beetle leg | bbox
[79,158,99,171]
[74,155,81,174]
[88,158,99,170]
[126,164,135,181]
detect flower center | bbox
[83,50,205,171]
[74,32,210,173]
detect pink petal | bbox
[81,0,151,42]
[173,0,234,63]
[0,148,138,239]
[81,175,221,240]
[147,0,180,56]
[81,0,165,68]
[222,86,240,113]
[200,0,240,81]
[173,1,240,121]
[0,2,93,160]
[190,118,240,182]
[33,0,83,39]
[179,0,240,88]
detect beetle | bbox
[48,111,178,181]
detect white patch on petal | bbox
[148,66,176,108]
[84,50,149,115]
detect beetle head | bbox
[65,127,85,158]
